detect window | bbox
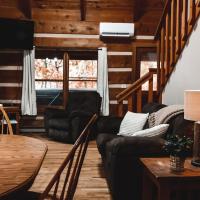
[35,57,97,90]
[35,58,63,90]
[136,48,157,91]
[140,61,157,91]
[69,60,97,90]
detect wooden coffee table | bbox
[0,135,47,199]
[140,157,200,200]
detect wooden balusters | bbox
[189,0,196,25]
[148,74,154,103]
[182,0,188,41]
[128,95,133,112]
[170,0,176,66]
[197,0,200,17]
[160,27,165,86]
[118,0,200,118]
[155,0,200,100]
[156,40,161,93]
[165,12,170,76]
[136,88,142,113]
[176,0,182,54]
[118,102,123,117]
[197,0,200,7]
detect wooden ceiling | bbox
[0,0,165,35]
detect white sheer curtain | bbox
[21,47,37,115]
[97,47,109,116]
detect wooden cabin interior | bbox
[0,0,200,199]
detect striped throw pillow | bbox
[117,111,149,136]
[127,124,169,137]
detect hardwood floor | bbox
[27,134,111,200]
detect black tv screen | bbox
[0,18,34,50]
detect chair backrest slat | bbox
[40,114,97,200]
[60,158,74,200]
[0,106,13,135]
[67,133,91,200]
[53,177,60,199]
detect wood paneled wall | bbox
[0,52,23,105]
[0,0,163,129]
[107,44,133,115]
[0,37,156,128]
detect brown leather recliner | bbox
[44,90,101,144]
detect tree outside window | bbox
[35,58,97,90]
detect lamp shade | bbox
[184,90,200,121]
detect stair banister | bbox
[116,68,157,117]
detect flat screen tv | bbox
[0,18,34,50]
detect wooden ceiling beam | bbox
[80,0,86,21]
[17,0,32,19]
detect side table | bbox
[140,157,200,200]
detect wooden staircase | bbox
[116,0,200,117]
[116,68,157,117]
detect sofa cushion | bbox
[129,124,169,137]
[117,111,149,136]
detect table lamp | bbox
[184,90,200,167]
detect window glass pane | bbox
[69,60,97,90]
[140,61,157,77]
[35,58,63,89]
[35,58,97,90]
[141,61,157,91]
[35,81,63,90]
[69,81,97,89]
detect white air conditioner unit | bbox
[99,22,134,38]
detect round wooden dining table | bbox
[0,135,47,199]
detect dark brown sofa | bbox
[96,103,194,200]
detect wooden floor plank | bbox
[26,134,111,200]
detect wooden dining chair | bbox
[0,105,14,135]
[12,114,97,200]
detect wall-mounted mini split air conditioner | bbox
[99,22,134,38]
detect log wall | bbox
[0,0,162,129]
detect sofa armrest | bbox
[70,114,95,143]
[106,136,166,157]
[96,134,120,156]
[96,116,123,135]
[45,107,68,119]
[69,110,94,119]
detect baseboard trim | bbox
[20,128,46,133]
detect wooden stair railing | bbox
[116,68,157,117]
[155,0,200,97]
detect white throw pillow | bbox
[117,111,149,136]
[128,124,169,137]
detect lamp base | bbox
[191,159,200,167]
[191,122,200,167]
